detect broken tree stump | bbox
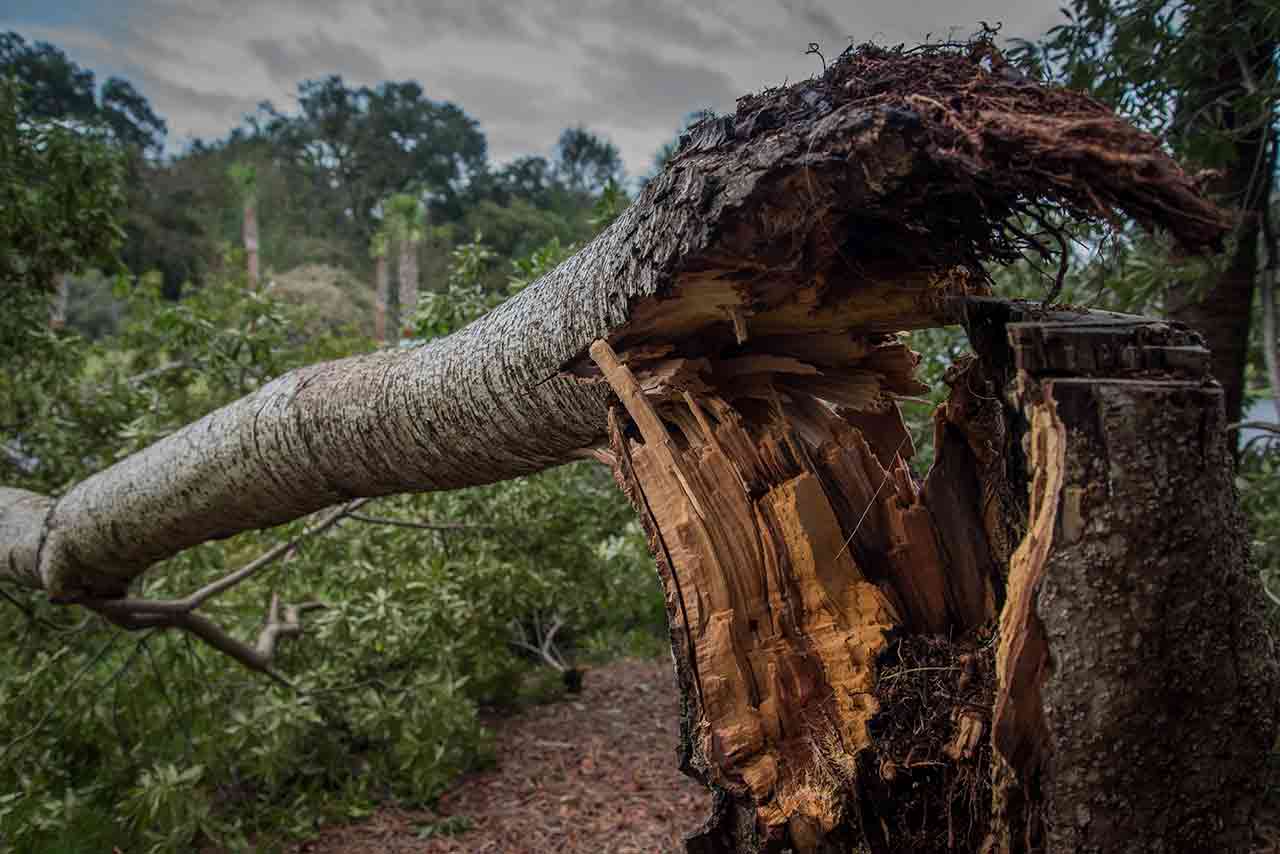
[591,298,1277,853]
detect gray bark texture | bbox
[1036,379,1275,852]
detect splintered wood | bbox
[590,322,999,847]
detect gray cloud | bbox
[371,0,540,45]
[578,45,739,131]
[779,0,848,39]
[249,30,388,86]
[127,71,260,142]
[4,0,1066,172]
[601,0,746,53]
[435,66,566,160]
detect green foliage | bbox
[0,77,126,297]
[0,31,166,152]
[226,161,257,200]
[1241,446,1280,621]
[1011,0,1279,168]
[0,235,661,853]
[413,232,579,341]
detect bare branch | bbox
[510,613,569,671]
[345,513,498,532]
[1228,420,1280,435]
[78,498,364,681]
[567,446,616,466]
[81,498,367,619]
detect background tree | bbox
[227,162,260,289]
[385,193,425,337]
[552,126,623,194]
[371,229,391,343]
[1014,0,1280,427]
[259,77,485,257]
[0,77,124,330]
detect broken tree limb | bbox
[0,43,1227,603]
[0,42,1271,854]
[77,499,364,680]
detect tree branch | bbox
[77,498,364,681]
[345,513,498,532]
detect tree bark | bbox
[0,46,1268,852]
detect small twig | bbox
[79,498,365,682]
[882,666,957,681]
[806,42,827,73]
[834,434,911,562]
[84,498,366,618]
[1,632,121,758]
[1019,207,1071,304]
[127,360,191,387]
[1227,421,1280,435]
[346,513,498,532]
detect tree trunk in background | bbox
[397,235,418,339]
[1166,38,1277,430]
[600,302,1276,853]
[374,254,389,343]
[48,273,68,330]
[243,196,260,289]
[0,48,1269,852]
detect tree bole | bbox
[0,45,1270,853]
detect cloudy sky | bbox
[2,0,1063,174]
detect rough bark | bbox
[599,298,1275,852]
[3,44,1223,600]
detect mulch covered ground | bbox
[292,658,709,854]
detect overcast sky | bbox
[2,0,1063,175]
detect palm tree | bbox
[371,230,390,343]
[385,193,425,339]
[227,162,259,289]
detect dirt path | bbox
[292,658,709,854]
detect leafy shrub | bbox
[0,236,662,853]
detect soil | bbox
[290,658,709,854]
[286,654,1280,854]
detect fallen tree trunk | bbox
[0,43,1272,852]
[0,44,1226,602]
